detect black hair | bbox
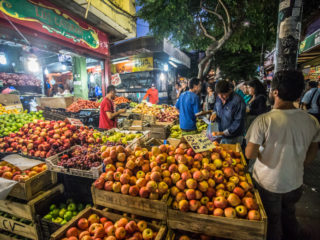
[58,84,64,90]
[308,81,318,88]
[208,83,215,91]
[247,79,267,96]
[271,70,305,101]
[107,85,116,93]
[215,80,232,93]
[189,78,201,89]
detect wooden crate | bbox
[167,188,267,240]
[0,184,63,221]
[91,186,169,220]
[50,207,167,240]
[0,230,32,240]
[143,124,170,139]
[0,215,40,240]
[9,170,58,201]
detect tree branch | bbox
[198,15,216,41]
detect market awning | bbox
[110,37,191,68]
[298,29,320,65]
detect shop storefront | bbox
[0,0,110,109]
[110,37,190,104]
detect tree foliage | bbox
[137,0,278,80]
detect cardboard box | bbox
[36,96,74,109]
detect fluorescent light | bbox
[0,52,7,65]
[112,59,129,64]
[44,68,49,75]
[163,64,169,71]
[169,61,177,68]
[27,57,39,72]
[160,73,166,81]
[62,64,67,71]
[304,65,311,68]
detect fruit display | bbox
[94,144,177,201]
[114,96,130,105]
[93,130,143,145]
[169,120,208,139]
[43,199,91,225]
[0,72,41,87]
[170,229,228,240]
[0,111,44,137]
[129,102,138,108]
[170,142,260,220]
[0,161,47,182]
[0,104,23,115]
[58,146,102,170]
[67,99,100,112]
[59,211,160,240]
[132,103,179,122]
[0,120,97,157]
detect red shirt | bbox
[99,97,116,129]
[143,88,159,104]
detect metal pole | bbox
[275,0,303,72]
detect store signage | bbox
[111,73,121,86]
[112,57,153,74]
[300,29,320,53]
[0,0,108,55]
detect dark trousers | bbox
[254,181,303,240]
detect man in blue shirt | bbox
[175,78,201,135]
[210,80,246,144]
[301,81,320,122]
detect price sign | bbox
[67,118,84,127]
[4,104,23,111]
[183,133,215,153]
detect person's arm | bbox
[107,109,126,119]
[245,116,266,160]
[222,99,246,136]
[175,96,181,110]
[245,142,261,159]
[143,89,150,100]
[305,142,318,166]
[301,90,312,109]
[193,95,201,115]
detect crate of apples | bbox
[92,144,178,220]
[166,142,267,240]
[0,161,47,182]
[51,207,166,240]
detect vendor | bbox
[143,83,159,104]
[175,78,201,135]
[55,84,70,96]
[99,85,126,129]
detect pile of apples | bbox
[0,119,97,158]
[170,143,260,220]
[94,144,175,200]
[0,161,47,182]
[61,213,158,240]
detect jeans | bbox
[220,135,244,144]
[254,180,303,240]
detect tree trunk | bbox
[275,0,303,72]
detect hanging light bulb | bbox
[44,68,49,75]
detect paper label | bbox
[0,178,17,200]
[67,118,84,126]
[4,104,23,111]
[2,154,43,170]
[183,133,215,153]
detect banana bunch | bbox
[196,119,208,132]
[169,124,182,139]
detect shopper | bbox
[99,85,126,129]
[177,81,189,98]
[235,81,252,104]
[245,70,319,240]
[143,83,159,104]
[210,80,246,144]
[246,79,268,121]
[301,81,320,122]
[175,78,201,135]
[56,84,70,96]
[171,82,180,105]
[203,83,215,111]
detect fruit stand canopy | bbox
[110,36,191,68]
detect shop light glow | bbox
[27,57,40,72]
[0,52,7,65]
[90,74,95,83]
[44,68,49,75]
[160,73,166,82]
[62,64,67,71]
[163,64,169,71]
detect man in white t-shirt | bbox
[245,70,320,240]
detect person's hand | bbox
[210,112,217,122]
[119,109,126,114]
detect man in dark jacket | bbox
[210,80,246,144]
